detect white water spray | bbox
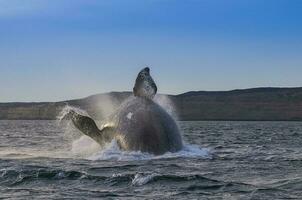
[58,94,211,160]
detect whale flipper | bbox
[64,110,116,146]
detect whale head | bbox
[133,67,157,99]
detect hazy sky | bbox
[0,0,302,102]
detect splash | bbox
[94,94,119,120]
[71,136,101,157]
[81,140,211,161]
[57,105,90,121]
[57,105,91,142]
[57,94,209,161]
[154,94,178,120]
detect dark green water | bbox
[0,121,301,199]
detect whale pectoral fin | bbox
[65,110,115,146]
[98,126,116,144]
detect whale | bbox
[64,67,183,155]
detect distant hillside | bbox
[1,87,302,121]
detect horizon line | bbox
[1,86,302,104]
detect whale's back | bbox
[114,97,183,155]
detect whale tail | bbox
[133,67,157,99]
[63,110,115,146]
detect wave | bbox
[0,167,220,188]
[0,168,106,187]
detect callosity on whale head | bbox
[133,67,157,99]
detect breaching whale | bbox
[64,67,183,155]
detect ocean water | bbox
[0,120,301,199]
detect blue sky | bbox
[0,0,302,102]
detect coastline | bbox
[1,87,302,121]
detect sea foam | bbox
[70,136,211,161]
